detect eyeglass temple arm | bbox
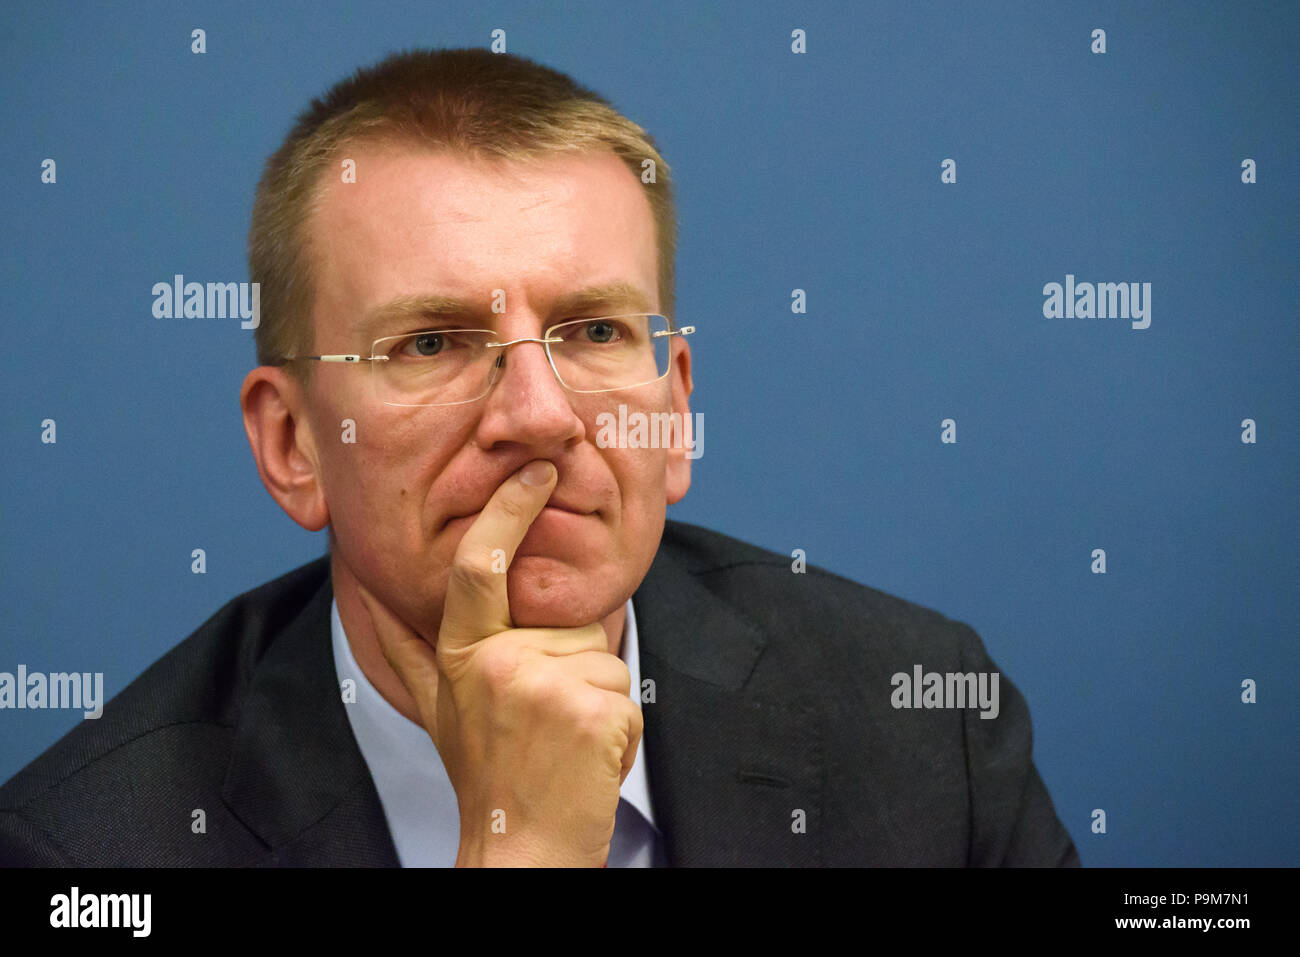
[282,354,388,363]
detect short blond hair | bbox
[248,48,677,370]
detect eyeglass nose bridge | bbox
[484,335,565,350]
[479,334,568,396]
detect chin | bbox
[505,559,621,629]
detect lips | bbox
[443,498,595,529]
[449,499,593,518]
[540,500,594,516]
[439,464,601,531]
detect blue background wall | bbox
[1,0,1296,866]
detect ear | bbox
[240,366,330,531]
[664,337,694,505]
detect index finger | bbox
[438,459,556,650]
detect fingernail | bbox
[520,461,554,486]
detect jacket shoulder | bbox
[659,518,968,660]
[0,557,331,863]
[656,519,1079,866]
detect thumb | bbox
[437,459,557,653]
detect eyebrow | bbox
[357,281,655,340]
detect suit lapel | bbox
[221,568,399,865]
[635,531,824,866]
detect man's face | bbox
[298,145,691,636]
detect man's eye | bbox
[398,331,469,357]
[580,320,621,343]
[408,332,444,356]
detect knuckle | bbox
[570,690,613,737]
[477,641,525,690]
[513,660,557,704]
[494,493,530,525]
[448,556,496,595]
[624,698,644,737]
[612,659,632,696]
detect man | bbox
[0,48,1078,866]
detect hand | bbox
[358,459,643,867]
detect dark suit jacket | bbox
[0,520,1079,866]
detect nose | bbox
[469,335,585,454]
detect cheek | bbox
[609,446,668,520]
[317,405,448,540]
[589,385,674,519]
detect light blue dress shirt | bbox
[331,596,665,867]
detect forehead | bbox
[305,144,660,339]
